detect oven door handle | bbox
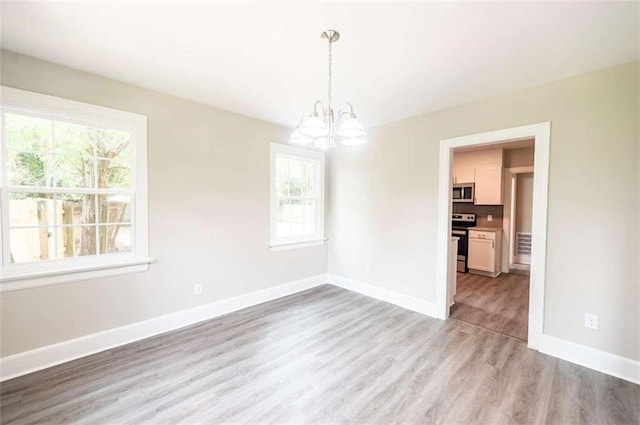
[452,230,466,236]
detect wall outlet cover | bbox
[194,284,203,296]
[584,313,598,329]
[487,214,493,221]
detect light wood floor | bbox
[1,284,638,424]
[451,272,530,341]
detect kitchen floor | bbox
[451,272,529,341]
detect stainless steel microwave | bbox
[453,183,474,203]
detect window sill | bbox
[269,239,327,252]
[0,257,154,292]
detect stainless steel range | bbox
[452,213,476,273]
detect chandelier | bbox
[289,30,367,148]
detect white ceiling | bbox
[1,1,638,128]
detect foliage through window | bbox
[270,143,324,249]
[5,113,132,262]
[1,86,149,286]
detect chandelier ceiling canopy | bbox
[290,30,367,149]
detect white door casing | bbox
[435,122,551,351]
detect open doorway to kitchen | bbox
[450,140,534,341]
[435,123,550,349]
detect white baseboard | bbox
[327,273,438,318]
[537,334,640,385]
[4,272,637,386]
[327,274,639,385]
[0,274,328,382]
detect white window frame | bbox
[0,86,151,292]
[270,142,325,251]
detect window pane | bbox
[276,199,291,238]
[9,227,56,263]
[55,121,94,156]
[97,159,131,189]
[52,226,97,259]
[55,154,95,188]
[96,128,131,162]
[302,200,316,235]
[98,195,131,223]
[275,156,316,198]
[5,113,52,152]
[289,199,304,237]
[58,193,97,225]
[99,224,131,254]
[277,199,315,238]
[288,160,304,197]
[9,193,56,227]
[6,150,54,186]
[276,157,290,197]
[303,161,315,197]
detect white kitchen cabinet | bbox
[474,166,503,205]
[452,166,475,184]
[468,229,502,277]
[453,148,504,202]
[452,152,476,184]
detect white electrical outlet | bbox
[365,264,372,275]
[487,214,493,222]
[194,284,203,296]
[585,313,599,329]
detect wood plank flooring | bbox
[451,272,530,341]
[1,284,638,424]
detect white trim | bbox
[436,122,551,352]
[507,166,535,174]
[0,257,154,292]
[537,334,640,385]
[504,166,535,272]
[0,273,328,381]
[269,143,326,249]
[328,273,438,318]
[0,86,149,288]
[269,238,326,252]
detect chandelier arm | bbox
[313,100,326,117]
[337,102,356,120]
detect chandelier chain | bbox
[328,39,332,110]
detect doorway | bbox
[435,123,550,350]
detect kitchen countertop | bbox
[470,226,503,232]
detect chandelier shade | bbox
[289,129,314,145]
[298,115,329,138]
[340,137,368,146]
[290,30,367,149]
[336,117,366,139]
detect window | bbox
[0,86,150,290]
[270,143,325,250]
